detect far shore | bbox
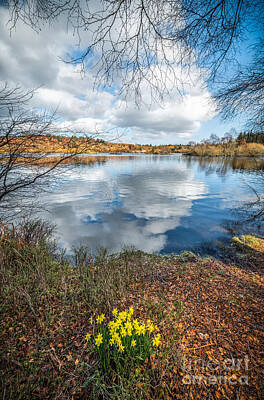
[1,134,264,156]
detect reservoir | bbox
[41,154,264,255]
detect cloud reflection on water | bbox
[43,156,208,253]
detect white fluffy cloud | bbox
[111,92,215,141]
[0,6,217,144]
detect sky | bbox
[0,4,244,145]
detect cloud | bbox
[111,92,215,140]
[109,64,217,142]
[0,5,217,144]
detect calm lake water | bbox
[42,154,264,255]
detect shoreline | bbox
[1,151,264,159]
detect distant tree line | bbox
[237,132,264,144]
[186,130,264,156]
[188,131,264,147]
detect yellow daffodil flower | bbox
[119,311,127,321]
[118,343,125,353]
[120,327,127,337]
[133,319,139,329]
[126,322,133,336]
[152,333,161,347]
[147,323,155,333]
[128,307,134,316]
[95,333,103,347]
[116,318,122,328]
[85,333,91,342]
[138,324,146,335]
[96,314,105,324]
[112,308,118,317]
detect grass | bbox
[0,221,166,399]
[0,220,263,399]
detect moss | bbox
[232,234,264,253]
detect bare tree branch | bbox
[4,0,264,125]
[0,83,97,221]
[217,42,264,131]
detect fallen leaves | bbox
[122,247,264,399]
[1,237,264,399]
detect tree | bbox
[5,0,264,129]
[223,132,234,143]
[237,131,264,144]
[0,83,93,221]
[209,134,220,145]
